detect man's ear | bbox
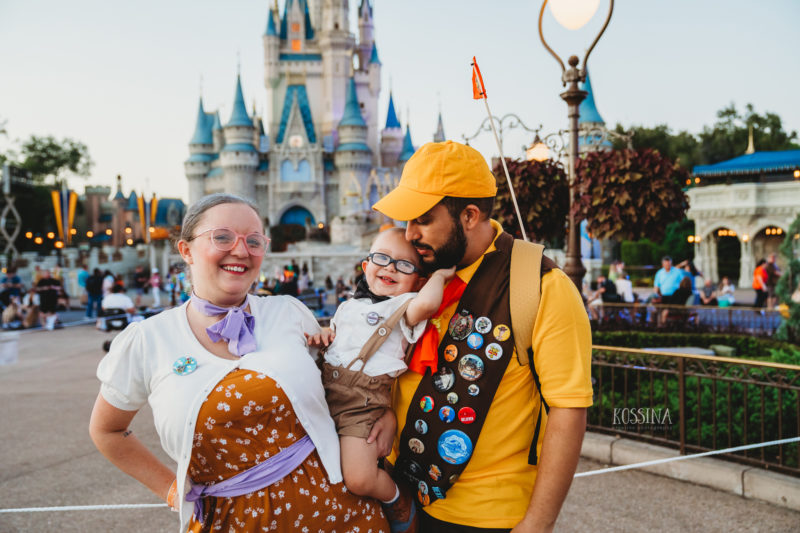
[461,204,483,231]
[177,240,193,265]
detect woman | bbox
[718,276,736,306]
[89,194,389,532]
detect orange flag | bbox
[471,56,487,100]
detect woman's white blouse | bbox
[97,294,334,531]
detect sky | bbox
[1,0,798,202]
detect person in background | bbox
[753,259,768,308]
[586,274,621,321]
[101,284,136,316]
[149,268,162,307]
[0,267,23,307]
[765,252,781,309]
[718,276,736,306]
[21,287,40,329]
[651,255,683,304]
[132,265,149,307]
[699,279,718,306]
[86,268,105,319]
[36,269,60,330]
[102,270,115,297]
[608,260,626,283]
[77,264,90,307]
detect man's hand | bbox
[305,327,335,348]
[366,408,397,457]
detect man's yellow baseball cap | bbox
[372,140,497,221]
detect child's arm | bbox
[305,327,336,348]
[405,267,457,326]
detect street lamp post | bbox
[538,0,614,289]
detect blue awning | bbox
[694,150,800,176]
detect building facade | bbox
[185,0,439,244]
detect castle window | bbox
[281,158,312,182]
[291,39,301,51]
[292,23,300,32]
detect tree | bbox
[18,135,93,184]
[775,214,800,344]
[612,123,701,170]
[493,158,569,246]
[573,148,689,242]
[699,103,799,165]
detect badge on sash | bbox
[457,354,484,381]
[466,332,484,350]
[448,311,474,341]
[438,430,473,465]
[432,367,455,392]
[485,343,503,361]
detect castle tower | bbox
[220,75,258,199]
[578,70,611,153]
[184,98,215,205]
[318,0,355,141]
[263,6,281,116]
[355,40,381,163]
[212,111,224,152]
[357,0,374,70]
[334,76,372,216]
[380,92,403,168]
[433,111,446,142]
[398,123,415,168]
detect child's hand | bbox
[305,327,335,348]
[430,266,457,283]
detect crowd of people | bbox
[0,266,70,330]
[584,252,785,326]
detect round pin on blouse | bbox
[172,356,197,376]
[366,311,381,325]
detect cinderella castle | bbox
[184,0,445,246]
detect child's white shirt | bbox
[323,292,426,377]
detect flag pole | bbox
[472,58,528,242]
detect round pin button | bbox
[407,460,423,477]
[443,344,458,362]
[475,316,492,334]
[172,356,198,376]
[457,354,485,381]
[485,342,503,361]
[449,473,460,484]
[466,332,484,350]
[428,464,442,481]
[458,407,476,424]
[438,429,473,465]
[432,367,455,392]
[447,391,459,405]
[415,419,429,435]
[448,311,474,341]
[409,438,425,454]
[420,395,435,412]
[493,324,511,342]
[467,384,480,396]
[366,311,381,326]
[439,405,456,423]
[418,480,429,495]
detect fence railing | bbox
[591,302,783,336]
[589,345,800,476]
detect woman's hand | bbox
[366,408,397,457]
[305,327,335,348]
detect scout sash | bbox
[394,232,516,506]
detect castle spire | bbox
[227,75,253,127]
[399,124,415,161]
[433,111,446,143]
[339,76,367,127]
[578,70,604,124]
[385,92,401,129]
[745,124,756,154]
[190,97,213,145]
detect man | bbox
[85,268,104,319]
[370,141,592,533]
[0,267,23,307]
[586,274,620,321]
[132,265,149,307]
[653,256,684,303]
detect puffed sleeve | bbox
[283,295,323,359]
[96,323,149,411]
[396,292,427,343]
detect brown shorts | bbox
[322,362,394,439]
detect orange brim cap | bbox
[372,186,444,221]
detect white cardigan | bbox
[97,294,336,532]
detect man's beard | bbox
[413,218,467,275]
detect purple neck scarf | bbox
[191,292,256,356]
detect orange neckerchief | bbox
[408,276,467,374]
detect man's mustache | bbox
[410,240,433,251]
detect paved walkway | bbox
[0,323,798,532]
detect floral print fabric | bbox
[188,369,387,533]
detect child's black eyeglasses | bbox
[367,252,420,275]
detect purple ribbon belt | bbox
[186,434,315,520]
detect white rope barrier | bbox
[0,503,166,513]
[2,437,798,514]
[574,436,800,478]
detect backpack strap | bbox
[345,298,413,372]
[510,240,544,366]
